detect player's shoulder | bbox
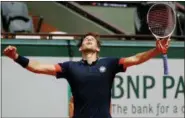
[58,61,77,67]
[99,57,120,62]
[67,60,84,65]
[98,57,121,65]
[58,61,81,70]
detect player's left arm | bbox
[120,39,170,68]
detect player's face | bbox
[79,35,100,52]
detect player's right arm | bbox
[3,45,61,76]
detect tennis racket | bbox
[147,3,176,75]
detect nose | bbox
[86,38,93,41]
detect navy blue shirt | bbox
[56,57,126,118]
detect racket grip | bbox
[162,54,169,75]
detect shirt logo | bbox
[99,66,106,73]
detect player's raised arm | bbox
[3,45,61,76]
[119,38,170,68]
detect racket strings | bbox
[148,4,176,37]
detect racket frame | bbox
[147,3,177,39]
[146,3,176,75]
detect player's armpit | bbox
[26,61,61,76]
[119,58,128,70]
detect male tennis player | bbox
[3,32,170,118]
[69,95,112,118]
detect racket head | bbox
[147,3,176,39]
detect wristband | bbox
[14,55,29,68]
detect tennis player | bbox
[69,95,112,118]
[3,32,170,118]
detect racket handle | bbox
[162,54,169,75]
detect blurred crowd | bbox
[1,2,34,33]
[1,1,74,40]
[134,1,185,38]
[1,1,184,40]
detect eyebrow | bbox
[85,36,95,40]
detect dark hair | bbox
[77,32,101,47]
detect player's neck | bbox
[82,52,98,64]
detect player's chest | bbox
[69,64,111,84]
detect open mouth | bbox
[87,42,92,45]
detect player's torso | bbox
[67,59,114,118]
[68,60,114,86]
[67,59,115,92]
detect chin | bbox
[83,46,93,50]
[82,48,96,52]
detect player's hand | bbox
[156,38,170,54]
[3,45,19,60]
